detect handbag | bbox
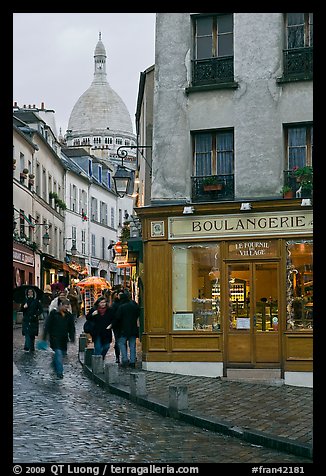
[83,319,95,335]
[36,339,48,350]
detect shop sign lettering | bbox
[13,249,34,266]
[168,211,313,240]
[228,240,277,258]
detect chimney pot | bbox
[41,102,44,109]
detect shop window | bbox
[172,243,221,331]
[286,240,313,330]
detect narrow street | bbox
[13,319,311,465]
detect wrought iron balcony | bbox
[192,56,234,86]
[282,47,313,81]
[192,174,234,202]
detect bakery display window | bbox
[172,243,221,331]
[286,240,313,330]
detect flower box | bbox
[203,183,223,191]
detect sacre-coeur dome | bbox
[67,34,133,136]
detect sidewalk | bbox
[79,346,313,460]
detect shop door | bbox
[226,261,280,367]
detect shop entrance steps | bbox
[225,368,284,386]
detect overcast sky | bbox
[13,13,156,135]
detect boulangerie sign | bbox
[168,210,313,240]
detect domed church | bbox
[65,33,137,167]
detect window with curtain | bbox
[194,130,234,176]
[282,13,313,81]
[286,125,313,170]
[286,13,313,49]
[192,14,234,86]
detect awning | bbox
[42,254,64,269]
[62,263,78,276]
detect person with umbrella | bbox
[21,287,43,352]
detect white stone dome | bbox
[68,82,133,134]
[67,34,133,136]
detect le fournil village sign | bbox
[168,210,313,240]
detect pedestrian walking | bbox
[41,297,76,379]
[21,287,43,352]
[109,291,122,363]
[67,285,79,322]
[109,291,140,368]
[41,284,53,321]
[85,296,114,360]
[49,289,72,314]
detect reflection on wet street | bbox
[13,320,311,464]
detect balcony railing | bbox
[282,47,313,81]
[192,174,234,202]
[192,56,234,86]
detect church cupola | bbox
[94,31,107,80]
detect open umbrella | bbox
[13,284,44,304]
[77,276,111,290]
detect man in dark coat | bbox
[42,298,75,378]
[22,288,43,352]
[109,292,140,368]
[109,291,123,363]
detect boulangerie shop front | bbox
[137,201,313,387]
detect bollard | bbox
[92,355,104,374]
[84,347,94,367]
[130,372,147,397]
[16,311,23,324]
[169,385,188,411]
[79,335,87,352]
[104,363,119,384]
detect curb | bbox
[79,354,313,460]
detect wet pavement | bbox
[13,318,313,464]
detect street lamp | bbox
[42,229,50,246]
[113,145,152,198]
[113,164,133,198]
[64,237,78,255]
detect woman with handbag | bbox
[84,297,114,360]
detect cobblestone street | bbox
[13,320,312,464]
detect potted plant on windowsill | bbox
[202,176,224,191]
[293,165,313,183]
[20,168,29,179]
[293,166,313,198]
[280,185,294,199]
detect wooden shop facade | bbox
[136,199,313,387]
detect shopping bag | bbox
[36,339,48,350]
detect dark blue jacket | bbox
[114,300,140,339]
[43,309,75,351]
[85,307,114,344]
